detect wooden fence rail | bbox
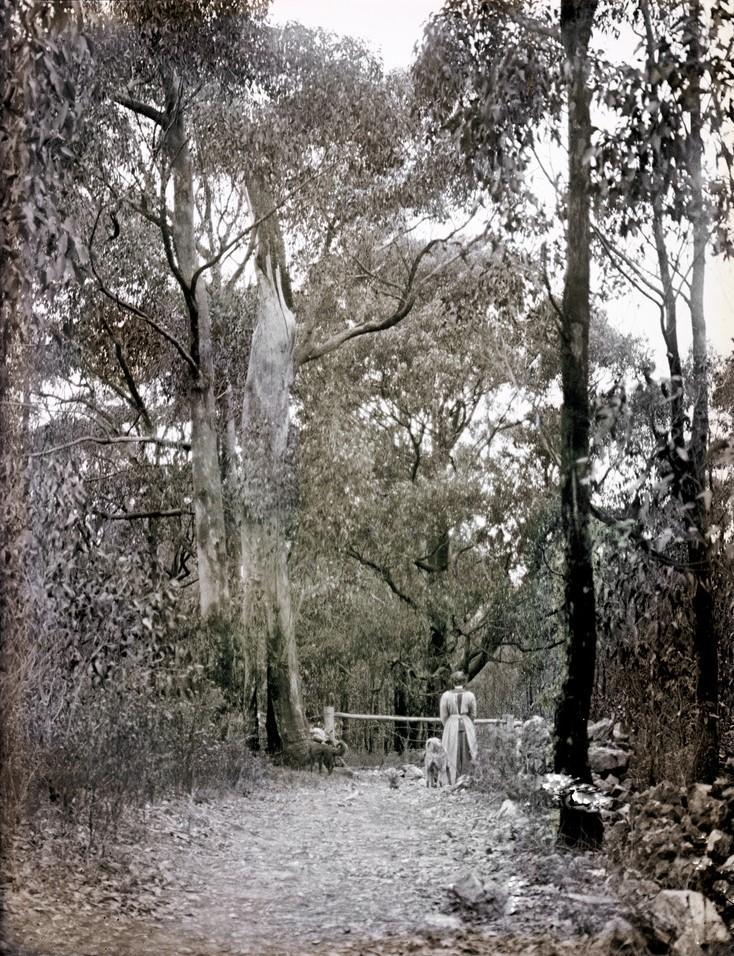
[323,706,520,739]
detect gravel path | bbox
[4,769,633,955]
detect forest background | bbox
[1,0,733,860]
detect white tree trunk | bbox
[240,188,309,755]
[164,75,230,622]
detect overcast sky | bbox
[269,0,439,69]
[268,1,733,363]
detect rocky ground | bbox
[6,771,648,956]
[2,766,653,956]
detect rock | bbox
[589,746,630,777]
[671,930,705,956]
[448,871,507,917]
[401,764,424,780]
[612,721,630,743]
[649,780,682,805]
[496,798,528,824]
[599,774,619,791]
[669,856,697,885]
[591,916,646,953]
[424,912,462,930]
[712,879,734,897]
[680,813,706,842]
[609,819,629,844]
[720,855,734,875]
[642,798,665,819]
[618,877,661,901]
[588,717,614,742]
[706,829,732,860]
[655,841,678,861]
[450,871,485,905]
[687,782,712,808]
[687,783,727,829]
[651,889,730,948]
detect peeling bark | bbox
[240,182,308,757]
[221,382,243,594]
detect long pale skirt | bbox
[442,714,478,783]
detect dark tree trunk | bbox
[686,0,718,783]
[424,521,452,716]
[426,617,448,716]
[643,0,718,783]
[393,663,409,753]
[553,0,602,849]
[652,201,686,476]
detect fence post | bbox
[324,705,336,742]
[503,713,514,735]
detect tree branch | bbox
[114,94,166,127]
[94,507,193,521]
[296,297,416,366]
[504,10,562,43]
[31,434,191,458]
[88,206,199,374]
[191,168,326,295]
[97,313,153,431]
[296,213,484,367]
[347,546,418,610]
[592,224,665,307]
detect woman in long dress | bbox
[440,671,478,783]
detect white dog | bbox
[424,737,449,787]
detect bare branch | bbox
[114,94,165,127]
[156,166,197,323]
[296,297,416,366]
[94,507,193,521]
[34,389,117,430]
[88,206,199,374]
[497,638,566,654]
[297,215,483,367]
[347,546,418,610]
[592,224,665,306]
[191,167,327,294]
[225,229,257,291]
[31,434,191,458]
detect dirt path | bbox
[4,770,634,956]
